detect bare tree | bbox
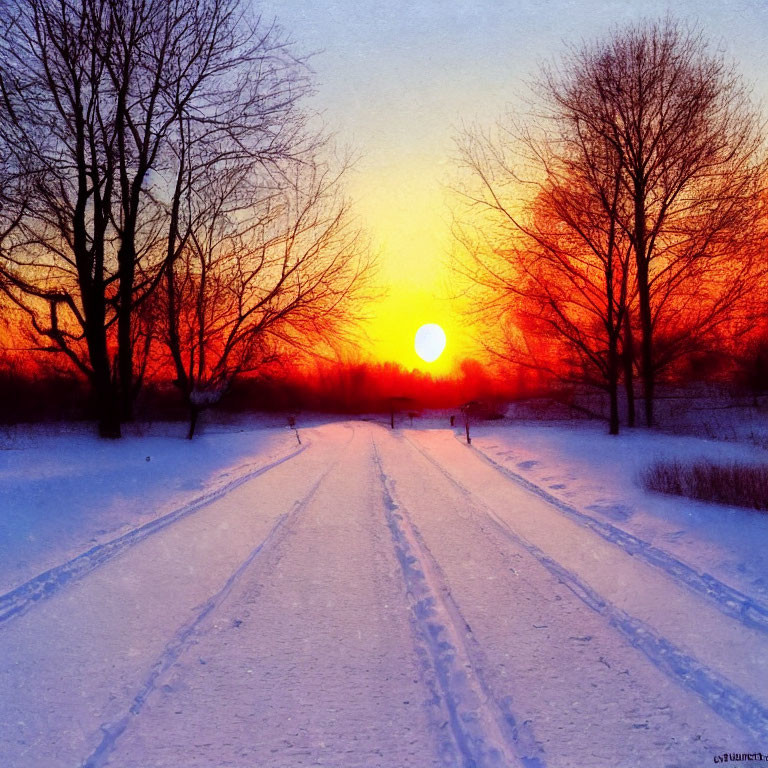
[542,18,767,425]
[159,154,371,438]
[102,0,314,421]
[0,0,119,433]
[0,0,311,435]
[454,17,767,429]
[455,115,635,433]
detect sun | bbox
[414,324,447,363]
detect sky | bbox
[258,0,768,374]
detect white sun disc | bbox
[414,324,447,363]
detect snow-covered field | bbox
[1,416,767,768]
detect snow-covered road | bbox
[1,421,765,768]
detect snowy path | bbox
[0,422,765,768]
[404,431,768,736]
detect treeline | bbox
[454,18,768,434]
[277,359,521,414]
[0,0,370,437]
[0,356,526,423]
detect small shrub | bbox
[641,459,768,511]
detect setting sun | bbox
[414,323,447,363]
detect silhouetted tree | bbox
[456,107,634,433]
[455,18,767,429]
[541,18,767,425]
[0,0,311,435]
[158,157,371,438]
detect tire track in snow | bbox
[464,439,768,637]
[406,434,768,745]
[79,435,347,768]
[372,437,545,768]
[0,441,310,628]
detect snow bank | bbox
[464,420,768,606]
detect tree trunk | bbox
[93,374,121,439]
[633,182,654,428]
[187,404,200,440]
[638,269,655,428]
[608,335,620,435]
[81,285,121,438]
[623,313,636,428]
[117,245,135,422]
[608,384,619,435]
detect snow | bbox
[0,419,300,593]
[465,420,768,607]
[0,416,767,767]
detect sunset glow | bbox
[350,164,469,374]
[257,0,768,380]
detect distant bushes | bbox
[0,368,87,423]
[0,359,526,425]
[641,459,768,511]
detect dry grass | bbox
[641,459,768,511]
